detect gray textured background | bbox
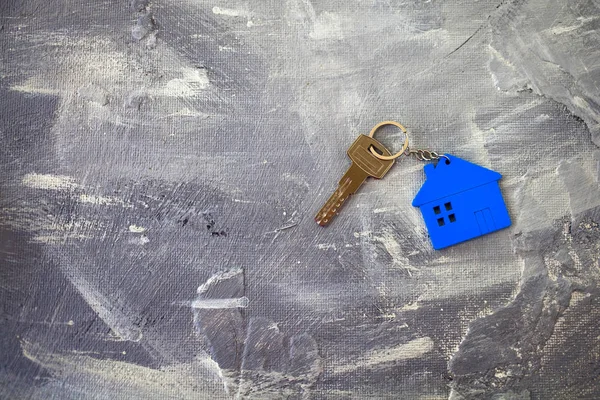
[1,0,600,399]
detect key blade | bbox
[316,134,395,226]
[315,165,369,226]
[315,183,349,226]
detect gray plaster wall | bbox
[1,0,600,399]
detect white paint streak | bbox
[22,173,81,191]
[316,243,337,250]
[494,370,508,379]
[23,173,132,209]
[128,225,146,233]
[548,16,600,35]
[0,208,102,243]
[353,231,372,238]
[487,45,529,93]
[20,340,226,398]
[534,114,550,123]
[190,269,247,310]
[211,6,254,27]
[557,158,600,216]
[63,273,142,342]
[372,229,420,275]
[189,296,249,309]
[31,234,91,244]
[282,172,310,188]
[334,337,434,373]
[573,95,591,110]
[10,85,60,95]
[197,268,243,294]
[232,198,254,204]
[373,207,396,214]
[212,6,246,17]
[79,194,131,208]
[398,302,420,311]
[157,68,209,98]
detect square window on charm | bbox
[434,206,441,214]
[449,213,456,223]
[445,202,452,211]
[437,218,445,226]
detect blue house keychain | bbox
[315,121,511,250]
[412,154,511,249]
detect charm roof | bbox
[412,154,502,206]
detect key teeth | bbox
[315,217,329,226]
[316,188,351,226]
[316,205,342,226]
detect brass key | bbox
[316,134,395,226]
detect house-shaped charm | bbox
[412,155,511,250]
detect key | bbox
[316,134,395,226]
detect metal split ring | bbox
[368,121,410,161]
[368,121,449,163]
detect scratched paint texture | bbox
[1,0,600,398]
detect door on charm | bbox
[474,208,495,234]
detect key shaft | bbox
[315,165,369,226]
[316,134,395,226]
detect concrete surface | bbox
[1,0,600,398]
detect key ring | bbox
[368,121,410,161]
[368,121,449,163]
